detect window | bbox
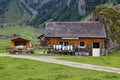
[59,42,69,46]
[93,42,100,48]
[80,42,84,46]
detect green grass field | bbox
[0,56,120,80]
[59,49,120,68]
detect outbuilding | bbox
[9,37,34,54]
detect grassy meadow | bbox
[0,25,120,80]
[59,49,120,68]
[0,56,120,80]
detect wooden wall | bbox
[11,39,31,50]
[44,37,105,56]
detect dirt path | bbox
[0,54,120,74]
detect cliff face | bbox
[0,0,119,26]
[78,0,86,16]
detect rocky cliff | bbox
[93,5,120,51]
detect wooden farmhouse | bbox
[38,22,107,56]
[9,37,34,54]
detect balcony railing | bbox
[46,45,90,56]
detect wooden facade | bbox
[44,37,105,56]
[9,37,34,54]
[38,22,107,56]
[11,38,31,50]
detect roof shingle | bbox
[44,22,106,38]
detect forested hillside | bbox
[0,0,31,25]
[28,0,109,26]
[0,0,120,27]
[0,0,11,15]
[0,0,119,27]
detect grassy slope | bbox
[0,56,120,80]
[0,26,42,53]
[59,49,120,68]
[94,5,120,44]
[3,0,23,23]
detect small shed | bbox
[9,37,34,54]
[38,21,107,56]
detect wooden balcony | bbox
[46,45,90,56]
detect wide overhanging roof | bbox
[44,22,106,38]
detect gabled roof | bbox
[44,22,106,38]
[11,37,30,41]
[37,34,44,39]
